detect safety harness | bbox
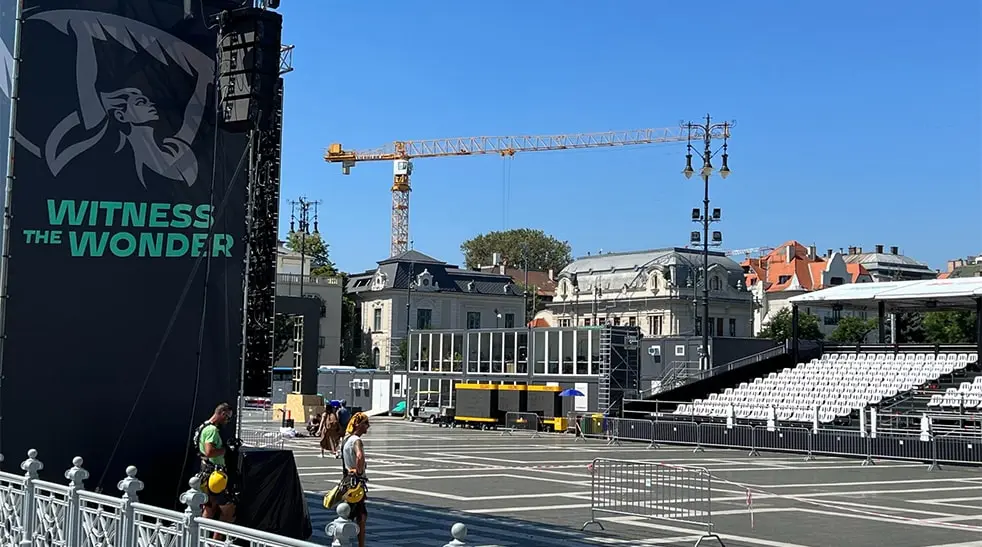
[192,421,225,478]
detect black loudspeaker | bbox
[234,448,313,539]
[218,8,283,133]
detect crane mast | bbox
[326,127,704,257]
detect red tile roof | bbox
[741,240,870,293]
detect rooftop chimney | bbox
[890,246,899,255]
[858,247,864,254]
[491,252,502,266]
[826,248,833,258]
[548,268,554,281]
[807,245,817,259]
[875,244,884,254]
[848,246,856,255]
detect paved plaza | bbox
[244,415,982,546]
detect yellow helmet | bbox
[342,481,365,504]
[207,470,228,494]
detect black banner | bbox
[0,0,14,197]
[1,0,248,506]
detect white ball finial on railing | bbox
[444,522,469,546]
[117,466,144,501]
[326,502,359,546]
[180,476,207,513]
[21,449,43,478]
[65,456,89,489]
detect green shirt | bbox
[199,424,225,467]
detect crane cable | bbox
[501,155,513,231]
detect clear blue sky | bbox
[275,1,981,274]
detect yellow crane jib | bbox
[323,127,724,257]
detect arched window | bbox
[711,276,722,291]
[372,347,381,368]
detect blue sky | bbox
[275,1,981,274]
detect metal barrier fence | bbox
[502,412,541,437]
[1,449,324,547]
[591,417,982,468]
[581,458,724,547]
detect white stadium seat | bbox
[673,351,979,424]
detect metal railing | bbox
[501,412,541,437]
[0,449,324,547]
[581,458,724,546]
[575,415,982,468]
[685,344,788,385]
[276,273,341,286]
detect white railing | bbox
[0,449,324,547]
[4,448,475,547]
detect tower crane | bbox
[325,127,711,257]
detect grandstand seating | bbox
[674,352,979,424]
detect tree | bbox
[461,229,572,273]
[272,313,295,363]
[923,311,977,344]
[338,272,359,365]
[891,312,926,344]
[828,316,877,344]
[757,307,824,341]
[286,231,337,277]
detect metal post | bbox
[682,115,732,371]
[791,304,800,365]
[0,0,26,453]
[236,132,257,438]
[877,301,886,344]
[975,297,982,359]
[19,450,41,547]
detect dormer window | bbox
[503,282,512,294]
[415,268,434,290]
[371,271,387,291]
[467,280,475,292]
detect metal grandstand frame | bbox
[599,325,642,415]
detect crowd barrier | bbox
[593,417,981,468]
[581,458,724,547]
[501,412,541,437]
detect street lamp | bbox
[682,114,733,371]
[288,196,321,297]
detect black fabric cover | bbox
[0,0,247,507]
[235,448,313,540]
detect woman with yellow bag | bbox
[323,412,371,547]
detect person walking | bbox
[319,406,341,458]
[193,403,239,528]
[341,412,370,547]
[337,400,352,432]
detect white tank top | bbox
[342,434,363,472]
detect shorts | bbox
[347,500,368,521]
[208,491,232,507]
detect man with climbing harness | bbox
[193,402,240,524]
[340,412,371,547]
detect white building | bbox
[274,240,343,367]
[346,250,526,370]
[744,241,873,337]
[548,248,754,338]
[840,244,936,281]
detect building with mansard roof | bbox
[547,247,753,340]
[346,250,525,370]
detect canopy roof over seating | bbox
[788,277,982,311]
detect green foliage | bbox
[338,272,359,365]
[397,338,409,369]
[923,311,977,344]
[892,312,926,344]
[286,231,337,276]
[272,313,295,362]
[461,228,572,273]
[828,316,877,344]
[517,284,546,324]
[757,307,824,341]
